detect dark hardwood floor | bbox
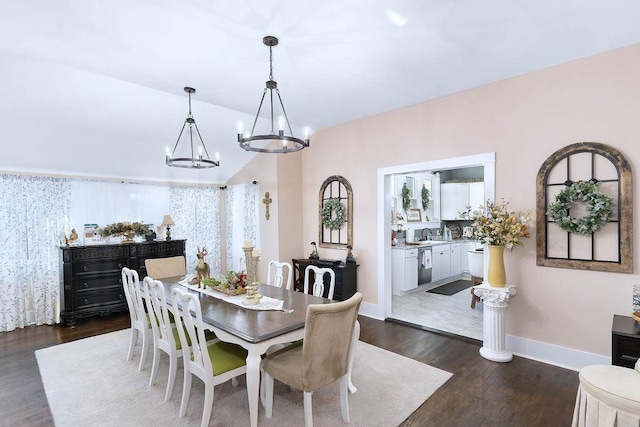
[0,313,579,426]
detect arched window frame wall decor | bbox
[536,142,632,273]
[318,175,353,249]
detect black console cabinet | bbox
[60,240,185,326]
[291,258,357,301]
[612,314,640,367]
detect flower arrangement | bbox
[546,180,613,235]
[201,270,248,295]
[472,199,531,250]
[99,221,152,237]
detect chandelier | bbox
[166,87,220,169]
[238,36,310,154]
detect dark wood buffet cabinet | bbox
[291,258,357,301]
[60,239,185,326]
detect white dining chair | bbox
[171,287,248,427]
[143,277,183,402]
[266,260,293,290]
[304,265,336,299]
[121,267,151,371]
[145,255,186,279]
[262,292,363,426]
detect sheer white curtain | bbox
[0,176,223,332]
[0,174,71,332]
[69,180,169,237]
[226,183,259,272]
[170,185,221,275]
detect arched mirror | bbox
[318,175,353,249]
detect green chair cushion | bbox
[207,341,248,376]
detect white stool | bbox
[572,364,640,426]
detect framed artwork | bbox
[407,208,422,222]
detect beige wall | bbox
[226,147,303,282]
[294,43,640,357]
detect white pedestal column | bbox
[472,283,517,362]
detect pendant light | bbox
[238,36,310,154]
[166,87,220,169]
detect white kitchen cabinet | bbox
[450,243,462,276]
[392,248,419,295]
[440,183,470,220]
[469,181,485,211]
[431,243,451,282]
[441,182,485,219]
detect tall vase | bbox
[487,245,506,287]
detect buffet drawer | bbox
[72,257,128,276]
[73,289,125,311]
[72,274,123,293]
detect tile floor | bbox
[390,283,483,341]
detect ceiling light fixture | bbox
[238,36,310,154]
[166,87,220,169]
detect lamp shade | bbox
[161,215,174,227]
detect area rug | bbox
[36,329,452,427]
[428,279,473,296]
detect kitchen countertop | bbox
[392,239,481,249]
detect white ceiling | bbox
[1,1,639,184]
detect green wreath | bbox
[421,185,431,211]
[546,180,614,234]
[321,198,346,230]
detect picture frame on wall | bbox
[407,208,422,222]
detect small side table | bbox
[473,282,517,362]
[612,314,640,367]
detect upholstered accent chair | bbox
[572,364,640,426]
[262,292,363,426]
[266,260,293,290]
[145,255,186,279]
[121,267,151,371]
[303,265,336,299]
[170,287,248,427]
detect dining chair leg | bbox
[127,329,137,361]
[340,375,350,423]
[347,320,360,394]
[303,391,314,427]
[264,372,274,418]
[179,370,192,418]
[201,383,214,427]
[149,345,160,386]
[138,330,149,371]
[164,354,177,401]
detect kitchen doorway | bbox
[376,152,496,341]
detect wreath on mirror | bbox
[421,184,431,210]
[546,180,614,234]
[401,183,411,212]
[321,198,347,230]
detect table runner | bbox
[178,279,284,311]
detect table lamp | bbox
[160,215,174,241]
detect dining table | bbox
[158,277,335,427]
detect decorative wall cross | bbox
[263,192,272,220]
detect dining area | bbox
[123,249,363,427]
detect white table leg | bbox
[246,350,262,427]
[348,320,360,394]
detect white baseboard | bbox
[357,302,608,371]
[506,334,608,372]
